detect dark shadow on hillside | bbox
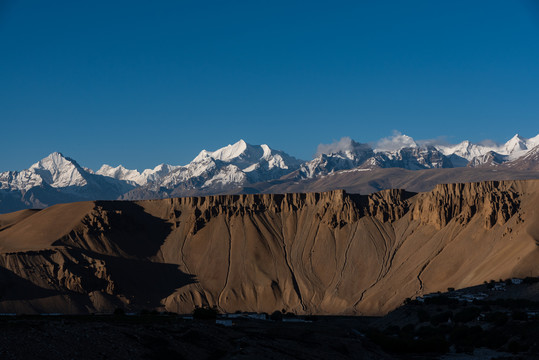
[54,200,173,258]
[66,248,197,310]
[0,265,59,301]
[0,246,197,312]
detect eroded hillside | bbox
[0,180,538,315]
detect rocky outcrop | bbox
[364,188,413,222]
[154,189,413,235]
[0,180,538,315]
[411,181,520,229]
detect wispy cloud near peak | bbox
[374,131,418,152]
[316,137,371,156]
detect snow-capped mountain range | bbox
[1,133,538,213]
[0,153,135,212]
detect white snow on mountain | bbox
[0,152,88,191]
[502,133,539,159]
[1,133,538,213]
[300,135,454,178]
[156,140,303,189]
[520,143,539,161]
[201,165,247,188]
[446,134,539,166]
[193,140,301,172]
[91,133,539,187]
[29,152,88,188]
[376,146,452,170]
[97,165,141,184]
[0,169,43,191]
[193,139,250,163]
[504,134,527,157]
[301,132,539,175]
[95,140,302,190]
[0,151,135,211]
[437,141,493,160]
[316,137,368,156]
[439,134,538,159]
[300,140,374,178]
[375,132,418,152]
[96,163,180,186]
[467,151,508,167]
[372,132,539,163]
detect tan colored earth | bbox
[0,179,538,315]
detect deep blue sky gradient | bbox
[1,1,539,171]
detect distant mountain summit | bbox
[121,140,304,199]
[188,139,303,183]
[298,139,374,178]
[0,152,134,213]
[504,144,539,170]
[1,134,538,213]
[293,133,539,179]
[1,152,87,191]
[96,163,180,186]
[437,133,539,167]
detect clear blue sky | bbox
[1,0,539,171]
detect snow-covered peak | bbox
[527,133,539,148]
[437,140,494,161]
[29,152,73,171]
[28,152,88,188]
[396,134,418,148]
[260,144,272,159]
[97,163,180,186]
[374,133,418,152]
[300,140,375,178]
[503,134,528,156]
[152,140,303,189]
[140,163,180,178]
[437,140,469,156]
[97,164,142,184]
[316,138,374,160]
[193,139,249,163]
[191,140,302,171]
[97,164,137,175]
[435,133,539,163]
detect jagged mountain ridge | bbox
[0,153,135,213]
[96,163,181,186]
[0,179,537,315]
[1,134,538,213]
[96,133,539,187]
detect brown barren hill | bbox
[0,180,538,315]
[0,209,40,231]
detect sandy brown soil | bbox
[0,180,537,316]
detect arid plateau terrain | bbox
[0,179,538,317]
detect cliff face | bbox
[0,180,538,315]
[411,181,521,229]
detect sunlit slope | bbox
[0,180,537,315]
